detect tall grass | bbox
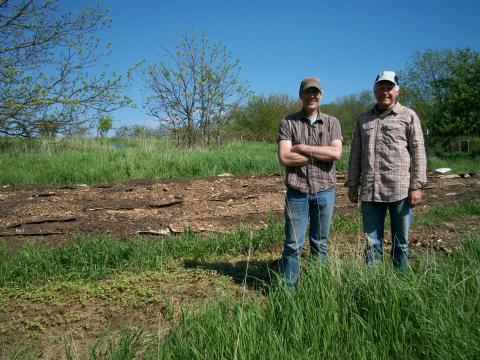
[428,153,480,173]
[85,234,480,359]
[1,200,478,287]
[1,201,479,358]
[0,221,284,287]
[0,137,350,185]
[0,138,278,185]
[4,137,478,186]
[414,199,480,227]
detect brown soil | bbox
[1,172,479,251]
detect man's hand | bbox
[408,189,423,207]
[348,186,359,203]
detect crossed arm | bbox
[278,139,343,167]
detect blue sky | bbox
[69,0,480,128]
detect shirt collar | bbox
[300,109,324,123]
[372,102,402,117]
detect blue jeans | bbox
[281,186,335,286]
[361,198,412,272]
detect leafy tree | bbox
[400,48,480,149]
[97,116,113,137]
[322,90,374,143]
[115,125,131,138]
[227,90,373,144]
[68,124,91,137]
[34,117,58,138]
[227,94,300,142]
[0,0,132,137]
[114,124,157,138]
[142,29,249,147]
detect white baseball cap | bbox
[375,71,399,85]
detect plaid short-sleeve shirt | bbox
[346,102,427,202]
[278,110,343,194]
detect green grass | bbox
[414,199,480,227]
[1,200,478,288]
[0,138,280,185]
[428,153,480,173]
[1,200,480,358]
[3,137,478,186]
[82,233,480,359]
[0,221,284,287]
[0,137,349,185]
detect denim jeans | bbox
[361,198,412,272]
[281,186,335,286]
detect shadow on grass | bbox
[183,258,281,291]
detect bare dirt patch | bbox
[0,172,479,251]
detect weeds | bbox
[139,234,480,359]
[1,201,479,358]
[0,138,348,185]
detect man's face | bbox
[301,88,322,113]
[374,81,399,109]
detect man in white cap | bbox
[278,77,343,287]
[346,71,427,271]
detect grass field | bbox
[428,152,480,174]
[1,137,479,358]
[0,138,285,185]
[1,138,478,186]
[1,201,479,358]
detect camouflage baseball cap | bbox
[299,77,322,95]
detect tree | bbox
[0,0,132,137]
[321,90,374,142]
[142,29,249,147]
[34,117,58,138]
[400,48,480,149]
[228,94,300,142]
[97,115,113,137]
[114,124,157,138]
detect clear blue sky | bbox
[69,0,480,129]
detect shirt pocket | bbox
[381,123,407,144]
[360,122,375,143]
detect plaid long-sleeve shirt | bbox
[278,110,343,194]
[346,102,427,202]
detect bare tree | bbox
[0,0,132,137]
[142,29,250,147]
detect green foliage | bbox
[400,48,480,150]
[97,116,113,137]
[85,234,480,359]
[414,199,480,227]
[115,125,161,138]
[427,152,480,173]
[0,1,132,138]
[1,201,478,287]
[0,138,282,185]
[33,117,59,138]
[0,220,284,286]
[3,137,478,186]
[227,94,300,142]
[2,202,479,357]
[322,90,374,142]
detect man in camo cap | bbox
[278,77,343,288]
